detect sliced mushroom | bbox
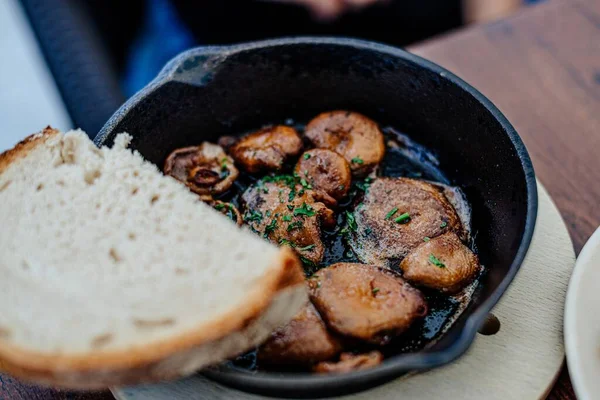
[308,263,427,345]
[295,149,351,205]
[348,177,465,267]
[229,126,303,173]
[304,111,385,176]
[241,180,335,265]
[399,232,480,294]
[211,200,242,226]
[258,302,342,366]
[313,351,383,373]
[163,143,238,196]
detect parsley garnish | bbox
[440,221,448,228]
[220,157,228,171]
[385,207,399,220]
[338,184,345,190]
[372,287,380,294]
[287,204,294,211]
[365,227,372,235]
[303,153,311,160]
[296,244,316,251]
[266,210,271,217]
[429,254,446,268]
[244,210,262,222]
[300,256,316,267]
[214,203,225,211]
[340,211,358,234]
[278,238,294,247]
[264,218,277,236]
[300,178,312,189]
[293,202,316,217]
[424,237,431,242]
[288,190,296,201]
[394,212,411,224]
[282,214,292,222]
[351,157,364,164]
[287,221,303,231]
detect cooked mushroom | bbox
[210,200,242,226]
[348,178,465,267]
[163,143,238,197]
[308,263,427,345]
[229,126,303,173]
[258,302,342,366]
[313,351,383,373]
[241,179,335,265]
[399,232,480,294]
[295,149,351,205]
[304,111,385,176]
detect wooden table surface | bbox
[2,0,598,398]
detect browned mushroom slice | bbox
[308,263,427,345]
[229,126,303,173]
[295,149,351,204]
[258,302,342,366]
[211,200,242,226]
[163,143,238,196]
[349,177,464,267]
[241,180,335,265]
[313,351,383,373]
[304,111,385,176]
[399,232,480,294]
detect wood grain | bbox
[409,1,600,398]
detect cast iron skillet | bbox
[96,37,537,398]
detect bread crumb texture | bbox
[0,130,283,355]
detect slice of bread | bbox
[0,127,307,388]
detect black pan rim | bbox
[97,36,538,397]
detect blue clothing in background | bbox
[122,0,195,96]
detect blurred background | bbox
[1,0,543,150]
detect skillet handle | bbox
[155,46,228,86]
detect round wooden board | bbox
[113,182,575,400]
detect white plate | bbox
[565,226,600,400]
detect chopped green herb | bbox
[338,184,345,191]
[244,210,262,222]
[365,227,372,235]
[266,210,271,217]
[226,208,235,221]
[287,204,294,211]
[394,212,411,224]
[278,189,285,203]
[298,189,305,196]
[424,237,431,242]
[372,287,380,294]
[214,203,226,211]
[278,238,295,247]
[219,169,230,179]
[440,221,448,228]
[288,190,296,202]
[304,170,309,176]
[293,202,316,217]
[429,254,446,268]
[345,211,358,232]
[385,207,399,220]
[345,250,354,258]
[264,218,277,236]
[300,256,316,267]
[303,153,311,160]
[351,157,364,164]
[282,215,292,222]
[220,158,228,171]
[364,177,373,183]
[293,172,300,178]
[287,221,303,231]
[296,244,316,251]
[355,181,370,191]
[300,178,312,189]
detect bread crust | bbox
[0,129,307,388]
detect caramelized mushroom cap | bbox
[400,232,480,294]
[313,351,383,373]
[230,126,303,173]
[308,263,427,345]
[349,177,465,267]
[163,143,238,196]
[258,302,342,366]
[210,200,243,226]
[305,111,385,177]
[241,180,335,265]
[295,149,351,204]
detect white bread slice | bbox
[0,127,307,388]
